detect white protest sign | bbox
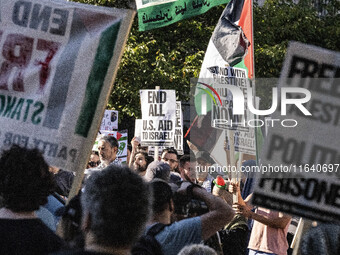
[174,101,184,155]
[225,129,255,155]
[148,146,165,158]
[252,42,340,223]
[140,89,176,146]
[0,0,135,172]
[135,119,143,140]
[224,97,259,156]
[100,110,118,130]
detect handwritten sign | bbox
[100,110,118,130]
[0,0,134,171]
[174,101,184,155]
[252,42,340,223]
[136,0,230,31]
[140,89,176,146]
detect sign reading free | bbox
[0,0,134,171]
[253,42,340,223]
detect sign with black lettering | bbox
[0,0,135,171]
[174,101,184,155]
[100,110,118,131]
[253,42,340,223]
[140,89,176,146]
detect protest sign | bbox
[174,101,184,155]
[100,110,118,130]
[140,89,176,146]
[0,0,135,172]
[148,146,165,158]
[252,42,340,223]
[136,0,230,31]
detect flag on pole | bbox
[190,0,254,162]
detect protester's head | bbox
[179,155,196,182]
[133,151,152,174]
[161,148,179,172]
[195,151,214,181]
[178,244,218,255]
[195,151,214,166]
[144,161,170,182]
[81,165,151,249]
[87,150,100,169]
[0,145,55,212]
[97,136,118,166]
[150,179,173,215]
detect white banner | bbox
[0,0,135,171]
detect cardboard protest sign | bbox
[100,110,118,130]
[174,101,184,155]
[252,42,340,223]
[140,89,176,146]
[0,0,135,172]
[136,0,230,31]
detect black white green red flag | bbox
[190,0,256,163]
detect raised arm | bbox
[229,182,291,229]
[179,182,235,241]
[128,137,140,168]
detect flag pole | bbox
[154,86,160,161]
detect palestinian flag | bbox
[190,0,256,163]
[195,0,253,115]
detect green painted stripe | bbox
[75,21,121,137]
[197,87,217,105]
[138,0,230,31]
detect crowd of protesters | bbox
[0,136,339,255]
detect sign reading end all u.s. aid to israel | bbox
[0,0,135,171]
[252,42,340,223]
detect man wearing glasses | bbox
[161,148,181,184]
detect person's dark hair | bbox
[135,151,153,166]
[150,180,173,214]
[144,161,170,182]
[179,155,191,168]
[98,135,118,148]
[178,244,218,255]
[81,165,151,248]
[0,145,55,212]
[161,147,178,157]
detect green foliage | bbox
[72,0,339,129]
[254,0,339,108]
[108,6,225,130]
